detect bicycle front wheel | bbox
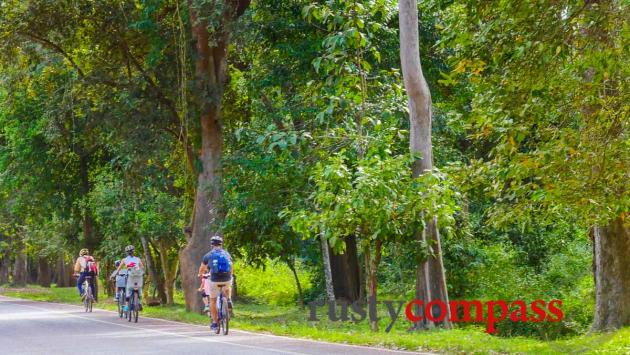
[133,292,139,323]
[128,294,133,323]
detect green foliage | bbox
[290,152,458,256]
[0,0,626,345]
[235,259,312,306]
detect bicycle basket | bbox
[127,267,144,287]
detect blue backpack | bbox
[210,249,232,274]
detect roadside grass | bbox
[1,285,628,355]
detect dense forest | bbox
[0,0,628,342]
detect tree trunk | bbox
[55,252,72,287]
[329,235,362,302]
[287,258,305,309]
[591,217,630,331]
[399,0,451,329]
[179,0,249,312]
[0,234,10,285]
[79,154,97,252]
[140,236,166,304]
[104,258,113,296]
[13,243,27,286]
[158,239,178,305]
[37,257,52,287]
[365,240,382,331]
[28,257,38,284]
[320,234,336,302]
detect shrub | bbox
[235,259,312,306]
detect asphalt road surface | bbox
[0,295,430,355]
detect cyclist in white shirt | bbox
[111,245,144,310]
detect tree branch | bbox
[18,32,85,78]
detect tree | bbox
[437,0,630,331]
[179,0,251,312]
[398,0,451,329]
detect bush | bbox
[468,240,593,339]
[235,259,312,306]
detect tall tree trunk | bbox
[140,236,166,304]
[13,242,27,286]
[55,252,71,287]
[37,257,51,287]
[28,257,38,284]
[104,257,113,296]
[591,217,630,331]
[179,0,250,312]
[398,0,451,329]
[158,239,178,305]
[79,154,97,252]
[574,0,630,333]
[365,240,382,331]
[0,234,10,285]
[329,235,362,302]
[320,235,336,303]
[287,258,305,309]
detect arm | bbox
[111,261,124,279]
[198,263,207,277]
[73,258,81,274]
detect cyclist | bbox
[111,245,144,311]
[198,272,210,313]
[73,248,98,302]
[110,260,127,301]
[198,235,233,332]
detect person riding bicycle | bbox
[74,248,98,302]
[110,260,127,301]
[198,272,210,313]
[111,245,144,312]
[198,235,233,332]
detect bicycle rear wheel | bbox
[84,283,90,312]
[221,297,229,335]
[118,291,124,318]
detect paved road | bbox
[0,295,429,355]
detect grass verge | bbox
[1,285,628,354]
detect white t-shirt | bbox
[123,256,142,269]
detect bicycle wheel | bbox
[118,292,124,318]
[89,297,93,312]
[221,297,229,335]
[214,297,221,334]
[128,293,133,323]
[84,283,90,312]
[133,292,139,323]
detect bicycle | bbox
[215,284,230,335]
[116,282,126,318]
[126,267,143,323]
[82,275,94,313]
